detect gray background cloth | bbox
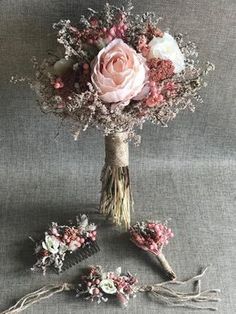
[0,0,235,313]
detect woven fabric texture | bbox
[0,0,235,313]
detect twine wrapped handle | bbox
[100,132,133,228]
[105,132,129,167]
[156,251,176,280]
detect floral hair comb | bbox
[1,266,220,313]
[130,220,175,279]
[31,215,99,274]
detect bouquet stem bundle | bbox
[100,132,133,229]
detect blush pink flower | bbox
[91,39,147,104]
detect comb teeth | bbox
[61,241,100,272]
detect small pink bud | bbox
[83,63,89,70]
[157,230,162,236]
[154,225,160,232]
[146,97,156,107]
[57,103,65,109]
[53,78,64,89]
[141,47,149,57]
[54,82,63,89]
[77,242,81,248]
[80,238,85,243]
[91,236,96,241]
[87,281,92,287]
[170,232,174,238]
[93,288,100,295]
[151,87,157,94]
[64,234,68,240]
[109,26,116,37]
[90,18,98,27]
[95,279,100,285]
[92,230,97,236]
[119,21,124,28]
[106,35,113,42]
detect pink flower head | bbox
[130,220,174,256]
[53,78,64,89]
[91,39,147,104]
[146,93,164,108]
[117,292,129,307]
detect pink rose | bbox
[91,39,147,104]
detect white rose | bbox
[148,33,185,74]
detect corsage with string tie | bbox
[0,266,220,313]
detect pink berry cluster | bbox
[130,220,174,255]
[136,28,177,108]
[49,224,97,252]
[67,12,128,47]
[145,59,176,108]
[77,266,138,306]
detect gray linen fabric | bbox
[0,0,235,313]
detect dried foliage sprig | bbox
[31,215,99,274]
[130,220,175,279]
[0,266,220,314]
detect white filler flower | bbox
[148,33,185,73]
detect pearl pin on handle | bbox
[130,220,176,280]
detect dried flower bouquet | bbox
[15,2,214,228]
